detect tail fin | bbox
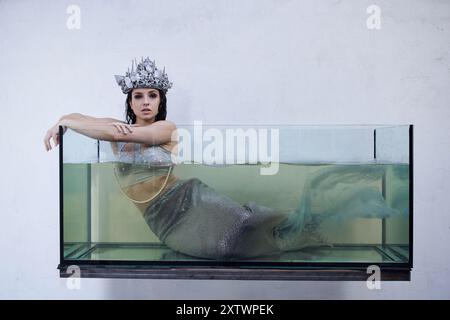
[273,165,401,243]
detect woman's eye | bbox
[150,93,157,98]
[134,96,142,99]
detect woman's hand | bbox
[110,122,139,136]
[44,123,67,151]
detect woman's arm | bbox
[113,120,177,145]
[44,113,176,151]
[44,113,132,151]
[62,114,128,157]
[56,113,127,136]
[58,116,119,141]
[61,113,126,124]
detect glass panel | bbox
[62,125,410,266]
[63,164,89,243]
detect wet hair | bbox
[125,89,167,124]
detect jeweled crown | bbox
[114,57,173,94]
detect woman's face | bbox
[130,88,161,121]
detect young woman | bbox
[44,57,402,260]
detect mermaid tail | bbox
[273,165,403,248]
[145,178,290,260]
[143,165,405,259]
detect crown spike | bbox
[116,57,172,94]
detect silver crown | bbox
[114,57,173,94]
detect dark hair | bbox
[125,89,167,124]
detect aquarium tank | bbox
[58,124,413,280]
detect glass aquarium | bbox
[58,124,413,280]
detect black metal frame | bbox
[409,125,414,269]
[58,125,414,280]
[59,125,64,265]
[58,265,410,281]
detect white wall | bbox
[0,0,449,299]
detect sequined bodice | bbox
[115,143,174,188]
[117,142,174,166]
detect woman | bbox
[44,57,402,260]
